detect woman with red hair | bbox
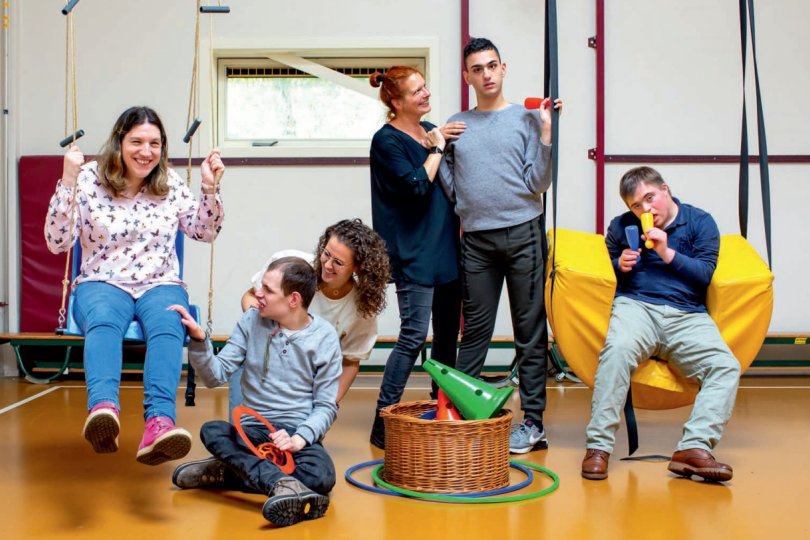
[368,66,464,449]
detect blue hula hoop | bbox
[345,459,534,498]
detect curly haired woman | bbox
[230,219,391,410]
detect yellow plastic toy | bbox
[640,212,655,249]
[546,229,774,410]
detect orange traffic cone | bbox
[437,389,463,420]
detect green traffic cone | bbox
[423,359,514,420]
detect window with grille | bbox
[217,56,427,148]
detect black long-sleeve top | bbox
[370,122,459,285]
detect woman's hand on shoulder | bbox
[61,146,85,188]
[201,148,225,192]
[425,128,446,151]
[439,121,466,141]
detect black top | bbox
[370,122,460,285]
[607,198,720,313]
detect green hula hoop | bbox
[371,459,560,504]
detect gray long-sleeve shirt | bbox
[188,309,342,444]
[439,104,552,232]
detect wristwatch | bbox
[429,146,444,154]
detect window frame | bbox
[205,40,440,158]
[218,56,426,149]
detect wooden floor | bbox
[1,373,809,539]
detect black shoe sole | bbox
[668,461,733,482]
[262,493,330,527]
[172,458,225,489]
[581,471,608,480]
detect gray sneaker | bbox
[262,476,330,527]
[172,457,227,489]
[509,420,546,454]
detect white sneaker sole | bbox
[83,409,120,454]
[509,432,546,454]
[137,428,192,466]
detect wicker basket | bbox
[380,400,512,494]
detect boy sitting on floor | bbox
[168,256,342,527]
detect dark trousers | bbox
[376,279,462,411]
[200,420,336,496]
[456,215,548,424]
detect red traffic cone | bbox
[437,389,463,420]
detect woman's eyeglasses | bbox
[321,249,353,270]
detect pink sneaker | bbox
[82,402,120,454]
[136,416,192,466]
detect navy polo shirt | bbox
[606,198,720,313]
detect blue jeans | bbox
[74,282,189,422]
[376,279,461,411]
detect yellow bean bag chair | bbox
[545,229,774,410]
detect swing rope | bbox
[185,0,201,186]
[205,5,220,335]
[187,1,224,334]
[57,2,80,332]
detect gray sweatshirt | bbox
[439,104,553,232]
[188,309,342,444]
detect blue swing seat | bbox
[62,234,201,342]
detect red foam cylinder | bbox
[437,389,463,421]
[524,97,549,110]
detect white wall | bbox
[603,0,810,332]
[0,0,18,375]
[2,1,807,372]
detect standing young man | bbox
[582,167,740,482]
[439,37,561,453]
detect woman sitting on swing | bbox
[44,106,225,465]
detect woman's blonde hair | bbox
[97,106,170,197]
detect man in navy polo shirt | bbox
[581,166,741,483]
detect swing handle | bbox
[200,6,230,13]
[59,130,85,148]
[61,0,81,16]
[183,118,202,144]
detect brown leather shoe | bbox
[668,449,733,482]
[582,448,610,480]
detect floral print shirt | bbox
[44,162,224,298]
